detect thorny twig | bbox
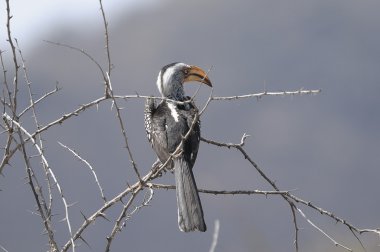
[0,50,11,112]
[106,72,142,181]
[18,84,61,117]
[297,208,352,252]
[58,142,107,203]
[201,133,304,249]
[3,113,75,252]
[21,89,319,140]
[3,2,58,251]
[149,183,290,196]
[105,188,153,252]
[105,193,137,252]
[15,39,55,216]
[211,89,321,101]
[0,87,321,177]
[2,118,59,251]
[99,0,112,79]
[5,0,19,117]
[201,134,380,251]
[44,40,107,83]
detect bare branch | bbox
[209,219,220,252]
[15,39,55,214]
[199,87,214,116]
[149,183,290,196]
[0,132,13,175]
[58,142,107,203]
[105,193,137,252]
[105,188,153,251]
[0,50,12,112]
[18,84,61,117]
[3,113,73,251]
[116,88,321,104]
[32,96,107,137]
[26,88,320,141]
[201,134,380,250]
[2,118,59,251]
[287,193,380,237]
[106,72,141,181]
[211,89,321,101]
[98,0,112,77]
[0,243,9,252]
[61,175,141,252]
[5,0,19,116]
[290,204,300,252]
[44,40,107,83]
[297,208,352,251]
[190,65,213,104]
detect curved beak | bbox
[184,65,212,87]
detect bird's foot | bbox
[150,159,164,179]
[150,159,174,179]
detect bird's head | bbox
[156,62,212,100]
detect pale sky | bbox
[1,0,157,50]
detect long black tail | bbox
[174,158,206,232]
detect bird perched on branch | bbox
[144,62,212,232]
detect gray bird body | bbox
[144,63,211,232]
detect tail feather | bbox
[174,158,206,232]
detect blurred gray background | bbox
[1,0,379,251]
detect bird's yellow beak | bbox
[184,65,212,87]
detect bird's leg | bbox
[150,158,174,179]
[149,159,163,179]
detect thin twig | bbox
[201,135,379,251]
[201,134,300,251]
[15,39,55,216]
[0,132,13,175]
[0,243,9,252]
[26,88,320,140]
[0,50,12,112]
[190,65,213,103]
[291,204,300,252]
[5,0,19,117]
[18,84,61,117]
[44,40,107,83]
[297,208,352,251]
[32,96,107,138]
[58,142,107,202]
[121,187,154,227]
[211,89,321,101]
[106,72,141,181]
[209,219,220,252]
[199,87,214,116]
[287,193,380,236]
[2,118,59,251]
[149,183,290,196]
[3,113,74,251]
[98,0,112,77]
[105,193,137,252]
[61,172,147,252]
[105,187,153,251]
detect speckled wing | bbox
[144,98,172,168]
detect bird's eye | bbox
[184,69,189,75]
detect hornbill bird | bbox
[144,62,212,232]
